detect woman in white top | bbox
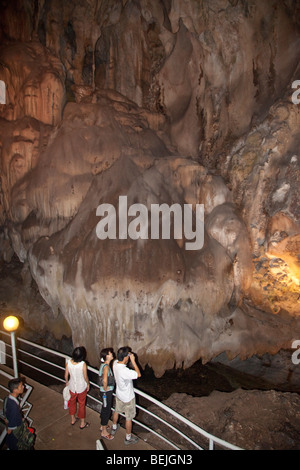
[65,346,90,429]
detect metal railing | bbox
[0,330,243,450]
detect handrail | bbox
[0,330,243,450]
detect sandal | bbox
[71,417,79,425]
[101,433,114,440]
[80,422,90,429]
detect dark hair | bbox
[71,346,86,363]
[100,348,114,362]
[117,346,131,361]
[8,378,23,393]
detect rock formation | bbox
[0,0,300,376]
[144,389,300,449]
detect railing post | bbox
[96,439,104,450]
[0,341,5,364]
[11,332,18,378]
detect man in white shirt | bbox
[111,346,141,445]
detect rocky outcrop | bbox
[12,91,253,374]
[0,1,300,375]
[144,389,300,449]
[0,41,65,125]
[220,96,300,317]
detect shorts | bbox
[115,396,136,420]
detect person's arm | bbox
[64,362,69,384]
[6,401,12,433]
[83,362,90,391]
[6,399,22,433]
[128,353,141,378]
[102,364,109,391]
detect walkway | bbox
[0,366,155,451]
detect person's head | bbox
[117,346,132,362]
[71,346,86,363]
[100,347,114,363]
[8,378,24,395]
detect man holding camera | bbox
[111,346,141,445]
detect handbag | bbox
[63,385,71,401]
[98,364,115,388]
[13,421,36,450]
[98,374,115,387]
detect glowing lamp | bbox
[3,315,19,332]
[3,315,19,377]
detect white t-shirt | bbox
[113,361,138,403]
[67,360,87,394]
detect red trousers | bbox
[68,388,87,419]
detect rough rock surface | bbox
[0,0,300,376]
[144,389,300,450]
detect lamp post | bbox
[3,315,19,378]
